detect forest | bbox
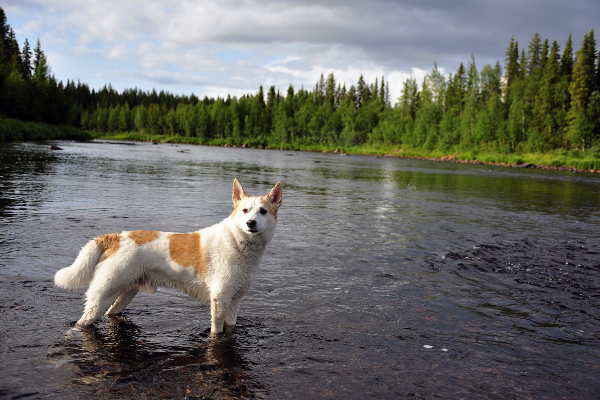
[1,7,599,164]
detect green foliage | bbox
[0,7,598,169]
[0,116,89,141]
[566,30,598,148]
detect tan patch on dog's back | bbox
[95,233,121,261]
[168,232,207,278]
[128,230,160,246]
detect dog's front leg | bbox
[210,295,229,334]
[224,297,242,330]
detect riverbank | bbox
[0,117,91,141]
[89,132,600,172]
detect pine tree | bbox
[33,38,43,71]
[560,35,574,78]
[33,53,50,82]
[21,38,32,78]
[540,39,549,72]
[554,34,574,147]
[356,75,367,108]
[325,72,336,107]
[285,84,295,118]
[454,63,467,116]
[535,40,561,148]
[8,28,23,74]
[266,85,276,133]
[384,80,390,106]
[0,7,9,64]
[566,29,597,148]
[527,33,542,75]
[372,77,379,100]
[398,77,419,122]
[317,73,325,105]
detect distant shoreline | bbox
[89,132,600,173]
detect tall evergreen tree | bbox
[356,75,367,108]
[33,38,43,71]
[325,72,336,107]
[33,53,50,82]
[567,29,597,148]
[527,33,542,75]
[257,85,265,108]
[553,34,575,147]
[535,40,561,148]
[0,7,9,64]
[21,38,32,78]
[560,34,574,78]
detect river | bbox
[1,140,599,399]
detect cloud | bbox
[5,0,599,101]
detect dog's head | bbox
[230,178,282,237]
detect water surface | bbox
[1,140,599,398]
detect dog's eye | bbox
[259,208,267,215]
[242,208,249,214]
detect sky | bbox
[4,0,599,103]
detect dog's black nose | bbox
[247,220,256,228]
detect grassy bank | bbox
[90,131,600,172]
[0,117,91,142]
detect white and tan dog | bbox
[54,179,282,334]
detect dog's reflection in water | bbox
[62,314,261,398]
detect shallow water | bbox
[1,140,599,399]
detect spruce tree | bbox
[356,75,366,108]
[33,38,43,71]
[553,34,574,147]
[504,37,520,112]
[0,7,9,64]
[455,63,467,116]
[33,53,50,82]
[540,39,549,72]
[21,38,32,78]
[527,33,542,75]
[285,84,295,118]
[325,72,336,107]
[8,28,22,73]
[560,35,574,78]
[536,40,561,148]
[257,85,265,108]
[266,85,276,133]
[567,29,597,148]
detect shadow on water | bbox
[52,315,265,399]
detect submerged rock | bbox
[48,145,63,150]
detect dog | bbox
[54,178,282,334]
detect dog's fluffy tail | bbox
[54,240,102,289]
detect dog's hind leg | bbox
[77,270,129,327]
[106,287,139,315]
[77,294,121,327]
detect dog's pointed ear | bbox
[232,178,248,204]
[266,182,282,209]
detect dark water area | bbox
[1,140,599,399]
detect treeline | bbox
[80,76,391,148]
[1,6,599,152]
[0,9,81,127]
[374,31,600,153]
[80,30,599,153]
